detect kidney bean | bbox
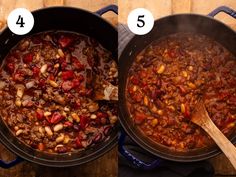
[75,138,83,148]
[80,115,88,130]
[50,112,64,124]
[93,133,102,143]
[96,112,108,119]
[73,124,80,131]
[32,66,40,76]
[6,62,15,74]
[36,109,44,120]
[104,126,112,136]
[56,145,67,153]
[64,121,73,127]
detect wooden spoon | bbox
[192,101,236,169]
[93,77,118,101]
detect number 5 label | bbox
[7,8,34,35]
[127,8,154,35]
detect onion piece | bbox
[0,81,6,89]
[26,81,35,89]
[15,84,25,98]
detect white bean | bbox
[56,134,65,143]
[90,114,97,119]
[40,64,48,73]
[16,129,23,136]
[44,111,51,117]
[53,123,63,132]
[45,126,53,136]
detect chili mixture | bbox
[0,31,118,153]
[126,33,236,151]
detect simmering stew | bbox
[0,31,118,153]
[126,33,236,151]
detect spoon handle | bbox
[201,115,236,169]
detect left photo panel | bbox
[0,0,118,177]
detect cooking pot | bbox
[118,6,236,169]
[0,4,118,168]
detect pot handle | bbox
[208,6,236,18]
[0,156,23,168]
[95,4,118,16]
[118,131,162,170]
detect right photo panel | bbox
[118,0,236,177]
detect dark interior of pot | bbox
[0,7,118,167]
[119,14,236,162]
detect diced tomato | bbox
[62,81,74,91]
[228,96,236,105]
[130,76,139,85]
[13,70,24,81]
[75,99,81,108]
[23,53,33,63]
[167,48,177,58]
[184,103,190,118]
[134,112,146,124]
[36,109,44,120]
[38,79,46,87]
[32,67,40,76]
[58,36,73,48]
[80,115,88,130]
[61,70,74,80]
[49,74,55,81]
[6,63,15,74]
[178,85,187,94]
[87,57,95,67]
[50,112,64,124]
[77,74,84,82]
[72,57,85,71]
[140,71,147,78]
[96,112,108,119]
[72,79,81,88]
[219,91,231,99]
[132,92,143,103]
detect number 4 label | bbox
[16,15,25,28]
[127,8,154,35]
[7,8,34,35]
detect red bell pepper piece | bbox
[23,53,33,63]
[61,70,74,80]
[58,36,73,48]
